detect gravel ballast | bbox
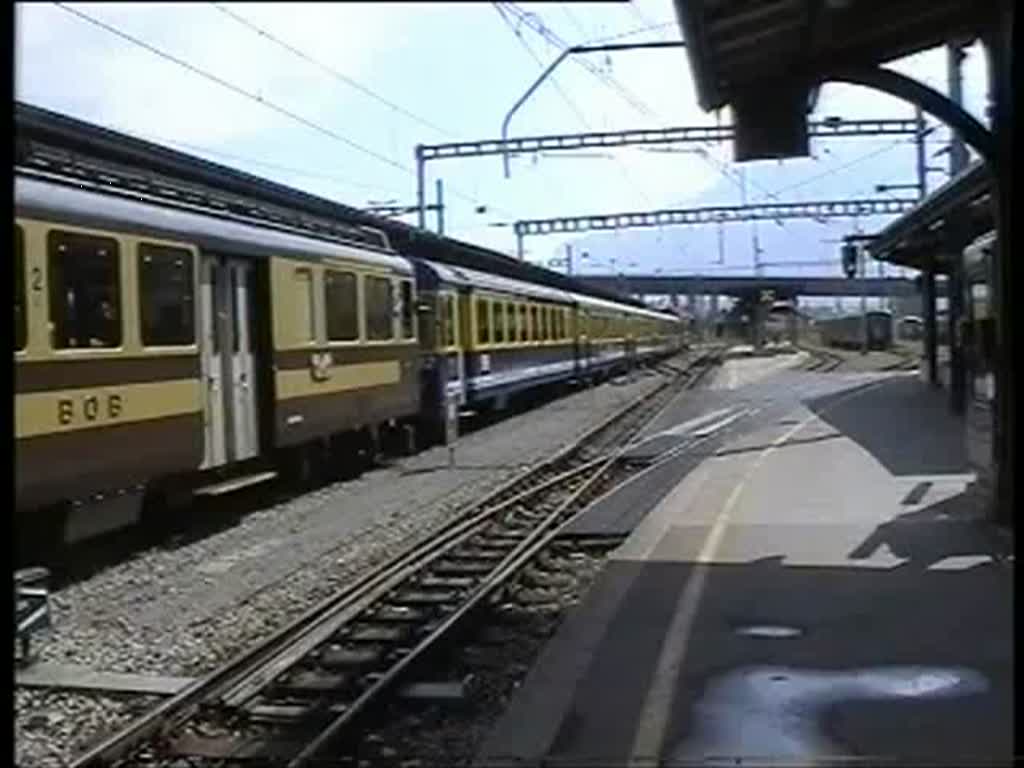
[15,368,670,767]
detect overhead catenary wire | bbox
[770,136,921,196]
[493,3,594,132]
[559,3,590,41]
[496,1,659,119]
[120,129,410,194]
[579,21,680,47]
[493,3,656,212]
[209,3,459,141]
[54,2,414,176]
[51,2,509,218]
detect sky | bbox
[15,2,992,294]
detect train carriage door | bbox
[438,290,466,406]
[199,254,261,468]
[227,259,259,460]
[199,256,227,468]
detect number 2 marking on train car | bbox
[57,394,124,425]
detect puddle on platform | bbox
[734,624,803,638]
[667,665,988,764]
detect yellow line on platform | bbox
[627,377,892,765]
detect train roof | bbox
[16,172,414,275]
[15,100,648,311]
[420,259,574,303]
[421,260,680,321]
[575,292,677,321]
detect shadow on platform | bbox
[480,491,1012,768]
[803,376,967,477]
[849,492,1013,570]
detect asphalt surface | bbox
[479,358,1013,767]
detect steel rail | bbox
[70,350,715,768]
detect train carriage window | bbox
[15,226,25,351]
[519,304,528,341]
[292,267,316,344]
[399,280,415,339]
[476,298,491,345]
[139,244,195,347]
[48,231,121,349]
[505,302,516,344]
[326,269,359,341]
[493,299,505,343]
[365,275,393,341]
[541,306,550,340]
[530,305,539,341]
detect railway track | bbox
[880,344,921,371]
[800,345,845,373]
[69,348,722,768]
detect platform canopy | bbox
[673,0,991,160]
[868,162,993,273]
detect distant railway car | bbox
[898,315,924,341]
[817,310,893,351]
[631,307,684,363]
[412,259,577,423]
[764,302,797,344]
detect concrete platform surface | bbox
[478,374,1013,767]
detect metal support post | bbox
[947,42,969,177]
[499,41,687,178]
[565,244,574,276]
[435,178,445,235]
[415,144,426,230]
[946,41,968,414]
[515,228,525,261]
[915,106,928,199]
[990,0,1015,525]
[445,395,458,467]
[860,246,868,355]
[922,257,938,387]
[948,263,965,413]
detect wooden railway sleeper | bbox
[316,645,384,669]
[271,671,350,698]
[417,575,477,591]
[475,531,528,545]
[387,589,461,607]
[344,624,411,643]
[449,547,509,561]
[431,560,496,577]
[367,604,432,623]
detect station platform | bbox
[477,374,1014,766]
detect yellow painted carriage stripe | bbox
[275,360,401,400]
[15,379,201,439]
